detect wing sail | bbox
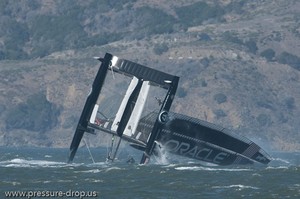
[68,54,111,163]
[68,53,179,163]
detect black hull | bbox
[137,112,271,165]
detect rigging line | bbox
[98,111,109,119]
[106,136,110,161]
[83,138,95,164]
[110,65,116,79]
[111,137,122,161]
[107,135,115,161]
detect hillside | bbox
[0,0,300,151]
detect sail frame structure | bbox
[68,53,179,163]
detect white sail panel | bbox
[123,81,150,137]
[89,104,99,124]
[111,77,139,132]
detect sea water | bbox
[1,147,299,199]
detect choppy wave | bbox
[0,148,299,199]
[266,166,290,170]
[75,169,103,174]
[212,184,260,190]
[174,166,252,172]
[1,181,21,186]
[271,157,291,164]
[0,158,68,168]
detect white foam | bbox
[105,167,123,172]
[1,158,67,168]
[88,179,103,183]
[75,166,123,174]
[87,162,108,167]
[153,155,169,165]
[57,180,74,183]
[2,181,21,186]
[78,169,102,174]
[175,166,252,172]
[266,166,289,170]
[162,164,178,168]
[153,142,170,165]
[212,184,259,190]
[272,157,290,164]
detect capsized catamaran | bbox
[68,53,271,165]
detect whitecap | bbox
[272,157,290,164]
[104,167,123,172]
[67,163,85,167]
[12,158,65,165]
[4,163,32,168]
[266,166,289,170]
[2,181,21,186]
[252,173,262,177]
[75,164,123,173]
[92,179,103,183]
[162,164,179,168]
[86,161,109,168]
[175,166,252,172]
[2,158,67,168]
[57,180,74,183]
[84,179,104,183]
[212,184,259,190]
[78,169,102,174]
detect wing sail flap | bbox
[111,77,139,133]
[123,80,150,138]
[115,78,143,136]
